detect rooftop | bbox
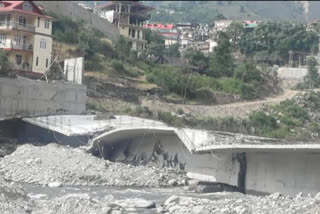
[0,1,53,19]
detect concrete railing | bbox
[11,43,33,51]
[0,21,35,33]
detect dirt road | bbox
[142,90,301,118]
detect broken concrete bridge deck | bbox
[21,114,320,196]
[22,114,320,152]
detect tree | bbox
[208,32,234,77]
[226,21,245,49]
[114,36,131,61]
[304,56,320,89]
[0,50,13,77]
[234,61,262,83]
[184,48,208,73]
[238,21,318,65]
[166,43,180,63]
[144,29,165,61]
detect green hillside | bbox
[142,1,310,24]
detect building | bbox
[213,20,233,32]
[0,1,53,77]
[95,1,153,52]
[143,23,179,47]
[243,20,261,30]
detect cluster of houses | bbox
[143,19,261,56]
[0,0,262,77]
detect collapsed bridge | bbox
[20,114,320,196]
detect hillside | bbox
[141,1,314,24]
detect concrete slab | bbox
[22,115,168,137]
[23,115,112,136]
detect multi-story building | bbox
[95,1,153,52]
[143,23,179,47]
[0,1,53,77]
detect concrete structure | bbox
[0,1,53,76]
[95,1,153,52]
[144,23,179,47]
[22,114,320,196]
[35,1,120,41]
[91,124,320,196]
[64,57,84,85]
[0,77,87,121]
[277,67,308,88]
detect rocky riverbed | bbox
[0,143,320,213]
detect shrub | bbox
[248,111,278,134]
[234,61,262,83]
[111,60,126,74]
[195,87,216,104]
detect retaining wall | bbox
[0,78,87,120]
[277,67,307,88]
[35,1,120,41]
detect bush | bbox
[248,111,278,134]
[195,87,216,104]
[274,100,308,121]
[234,61,262,83]
[158,111,185,127]
[84,55,104,71]
[111,60,126,75]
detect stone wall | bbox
[35,1,120,41]
[0,78,87,120]
[277,67,308,88]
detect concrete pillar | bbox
[128,5,130,24]
[118,3,122,27]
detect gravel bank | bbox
[0,144,186,187]
[161,193,320,214]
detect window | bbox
[36,57,39,66]
[37,17,40,27]
[0,34,6,45]
[46,58,49,68]
[44,20,50,29]
[22,2,33,12]
[18,16,26,26]
[14,35,22,45]
[40,39,46,49]
[137,31,140,39]
[132,29,135,38]
[16,55,22,65]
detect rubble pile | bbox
[160,192,320,214]
[0,144,187,187]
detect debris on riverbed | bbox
[0,178,33,214]
[0,143,187,187]
[160,193,320,214]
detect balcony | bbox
[0,21,35,33]
[10,43,33,52]
[0,42,33,52]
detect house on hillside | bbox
[0,1,53,77]
[243,20,261,31]
[95,1,154,52]
[143,23,179,47]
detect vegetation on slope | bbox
[144,1,308,24]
